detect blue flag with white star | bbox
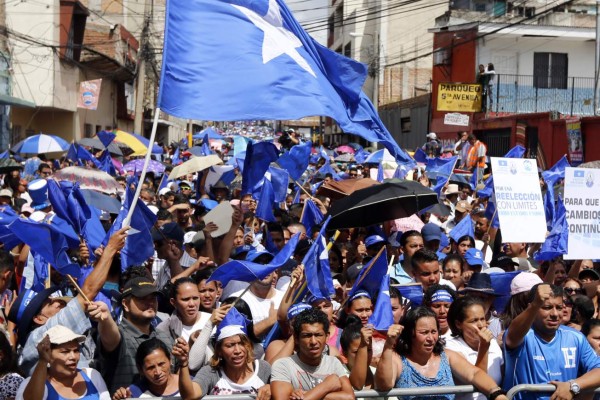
[158,0,409,162]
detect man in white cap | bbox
[422,132,441,158]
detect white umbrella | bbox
[12,133,69,154]
[168,155,223,180]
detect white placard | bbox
[444,113,470,126]
[491,157,546,243]
[203,201,234,237]
[563,167,600,259]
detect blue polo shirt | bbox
[503,326,600,400]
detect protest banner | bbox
[437,83,482,112]
[563,167,600,259]
[491,157,546,243]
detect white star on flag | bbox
[232,0,316,77]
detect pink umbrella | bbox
[112,157,124,174]
[391,214,425,234]
[335,145,355,154]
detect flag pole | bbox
[123,107,161,228]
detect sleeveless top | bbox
[45,369,100,400]
[394,351,455,400]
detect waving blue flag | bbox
[302,219,334,300]
[98,150,116,176]
[534,197,568,262]
[317,160,341,181]
[449,214,475,243]
[267,166,290,203]
[393,164,408,180]
[348,247,388,299]
[393,284,423,306]
[255,178,276,222]
[354,148,369,164]
[485,195,500,229]
[104,181,157,270]
[376,163,384,183]
[158,0,409,162]
[8,218,80,276]
[0,207,20,250]
[207,233,300,287]
[242,141,280,195]
[97,130,116,148]
[368,275,394,331]
[66,143,101,168]
[427,156,458,196]
[277,141,311,181]
[542,155,570,228]
[300,199,324,236]
[504,145,526,159]
[490,271,520,313]
[413,148,429,164]
[172,147,181,165]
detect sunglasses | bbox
[564,287,583,295]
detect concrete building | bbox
[429,0,600,165]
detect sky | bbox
[287,0,329,46]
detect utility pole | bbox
[134,7,151,134]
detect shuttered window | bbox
[533,52,568,89]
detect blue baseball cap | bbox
[245,249,274,263]
[465,248,484,266]
[421,223,442,242]
[365,235,385,248]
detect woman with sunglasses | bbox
[563,278,584,297]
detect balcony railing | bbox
[489,74,595,116]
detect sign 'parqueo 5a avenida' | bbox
[437,83,482,112]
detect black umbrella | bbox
[78,138,124,156]
[422,201,452,217]
[0,158,23,174]
[80,189,122,214]
[327,180,439,229]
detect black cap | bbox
[151,222,185,243]
[121,277,160,298]
[490,254,519,270]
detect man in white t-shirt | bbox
[230,250,284,339]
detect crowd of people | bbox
[0,133,597,400]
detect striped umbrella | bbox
[12,133,69,154]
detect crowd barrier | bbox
[124,384,600,400]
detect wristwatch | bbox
[569,380,581,396]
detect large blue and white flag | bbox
[158,0,409,162]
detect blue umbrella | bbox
[12,133,69,154]
[192,127,225,140]
[364,148,395,164]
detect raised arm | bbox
[79,227,128,309]
[374,324,403,391]
[173,336,203,400]
[349,327,373,390]
[216,205,243,266]
[504,284,551,350]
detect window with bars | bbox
[533,52,568,89]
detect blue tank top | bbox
[394,351,455,400]
[45,369,100,400]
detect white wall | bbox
[478,35,595,78]
[7,0,58,107]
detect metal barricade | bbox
[125,385,477,400]
[507,384,600,399]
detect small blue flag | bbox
[208,233,300,287]
[485,196,500,229]
[0,207,20,250]
[490,271,520,313]
[277,141,311,181]
[103,181,157,270]
[172,147,181,165]
[504,145,526,159]
[534,197,568,262]
[317,160,341,181]
[98,150,116,176]
[393,284,423,306]
[368,275,394,331]
[97,130,116,148]
[302,219,335,300]
[427,156,457,196]
[348,247,388,299]
[242,141,280,195]
[292,186,302,205]
[476,175,494,198]
[8,218,80,277]
[255,178,276,223]
[300,199,324,236]
[267,166,290,203]
[354,148,369,164]
[542,155,570,228]
[413,148,429,164]
[449,214,475,243]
